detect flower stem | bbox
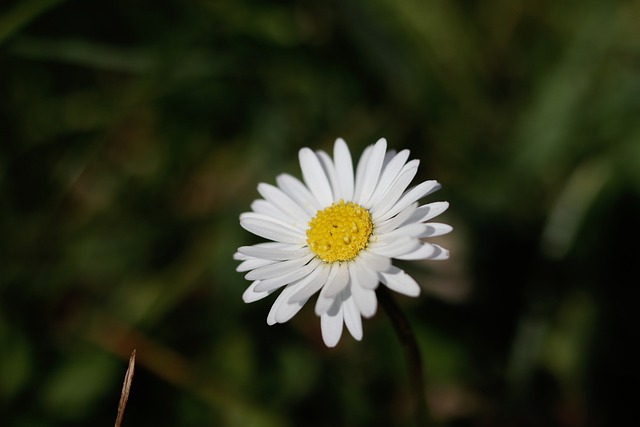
[378,287,431,427]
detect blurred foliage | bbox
[1,0,639,426]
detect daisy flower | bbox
[235,138,451,347]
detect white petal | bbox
[253,258,321,292]
[333,138,354,201]
[245,253,314,280]
[299,148,333,207]
[368,237,421,258]
[370,162,419,218]
[351,281,377,318]
[353,145,373,204]
[243,280,277,303]
[275,296,307,324]
[276,173,321,215]
[315,293,335,316]
[367,149,410,208]
[419,223,453,237]
[236,257,277,272]
[408,201,449,223]
[355,138,387,206]
[376,148,398,185]
[250,199,291,223]
[350,260,379,290]
[374,203,419,235]
[240,213,304,244]
[398,243,450,260]
[395,243,438,260]
[233,251,249,261]
[269,281,311,324]
[237,244,308,261]
[288,263,331,303]
[267,286,295,325]
[426,244,449,260]
[377,223,427,240]
[315,264,348,315]
[343,294,363,341]
[358,250,391,272]
[321,262,350,298]
[265,296,280,326]
[316,150,339,200]
[258,183,311,226]
[381,149,396,168]
[379,266,421,297]
[377,180,441,222]
[320,300,344,347]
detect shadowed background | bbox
[1,0,639,426]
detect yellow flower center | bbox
[306,200,373,263]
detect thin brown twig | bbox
[114,349,136,427]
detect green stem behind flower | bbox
[378,287,432,427]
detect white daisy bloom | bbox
[235,138,451,347]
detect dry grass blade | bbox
[114,349,136,427]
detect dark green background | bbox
[1,0,638,426]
